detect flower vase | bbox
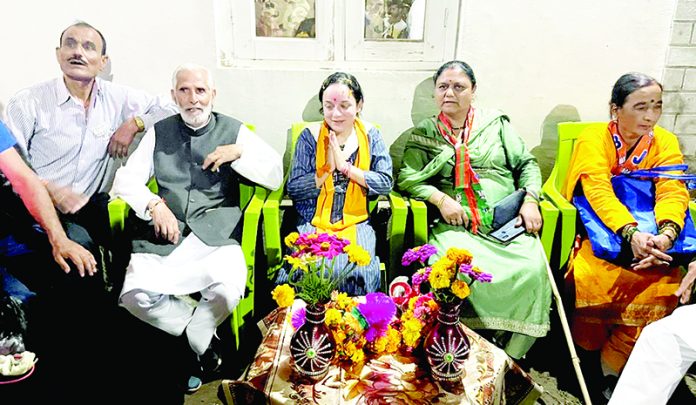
[289,303,336,380]
[423,300,470,383]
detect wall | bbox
[661,0,696,168]
[1,0,679,173]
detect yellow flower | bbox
[271,284,295,308]
[344,244,371,266]
[284,232,299,248]
[344,340,357,357]
[426,299,439,311]
[286,255,309,272]
[333,329,347,344]
[431,257,455,279]
[447,247,473,265]
[343,312,362,332]
[386,328,401,353]
[351,347,365,363]
[325,308,342,325]
[335,292,354,311]
[451,280,471,300]
[429,266,451,289]
[402,318,423,347]
[373,336,388,353]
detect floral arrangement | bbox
[395,293,439,350]
[272,231,371,307]
[402,244,493,304]
[269,239,493,375]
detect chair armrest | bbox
[539,200,559,262]
[242,187,267,273]
[410,198,429,246]
[542,173,576,269]
[262,179,286,278]
[108,198,131,233]
[387,191,409,281]
[237,187,268,323]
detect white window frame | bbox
[344,0,459,63]
[214,0,460,70]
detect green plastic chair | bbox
[392,170,559,262]
[108,123,267,350]
[262,121,408,289]
[541,122,603,270]
[542,121,696,271]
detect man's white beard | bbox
[180,104,212,128]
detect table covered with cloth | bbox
[219,302,542,404]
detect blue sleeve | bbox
[364,126,393,196]
[287,128,321,201]
[0,121,17,154]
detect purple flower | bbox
[401,244,438,266]
[459,264,493,283]
[291,307,306,330]
[459,263,475,277]
[411,267,431,288]
[474,271,493,283]
[358,292,397,342]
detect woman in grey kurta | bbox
[397,61,551,359]
[276,72,393,295]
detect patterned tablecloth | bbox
[219,301,542,404]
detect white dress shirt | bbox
[5,77,177,196]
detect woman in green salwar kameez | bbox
[397,61,551,359]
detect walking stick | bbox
[536,235,592,405]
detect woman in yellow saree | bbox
[564,73,689,396]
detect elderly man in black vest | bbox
[111,64,282,383]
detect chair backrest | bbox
[551,122,606,192]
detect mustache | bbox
[68,57,87,66]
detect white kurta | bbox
[111,116,282,355]
[111,120,283,298]
[609,304,696,405]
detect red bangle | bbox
[340,162,351,176]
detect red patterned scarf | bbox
[436,108,486,234]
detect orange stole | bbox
[311,120,370,243]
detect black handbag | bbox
[488,189,527,243]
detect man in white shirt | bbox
[609,263,696,404]
[3,22,176,402]
[5,21,176,290]
[112,64,282,391]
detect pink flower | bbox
[301,233,349,259]
[358,293,397,342]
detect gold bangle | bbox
[436,194,447,209]
[523,196,539,205]
[148,198,164,215]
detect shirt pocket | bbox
[90,123,114,139]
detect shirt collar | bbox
[55,77,103,107]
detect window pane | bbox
[364,0,425,41]
[255,0,316,38]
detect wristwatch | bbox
[134,116,145,132]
